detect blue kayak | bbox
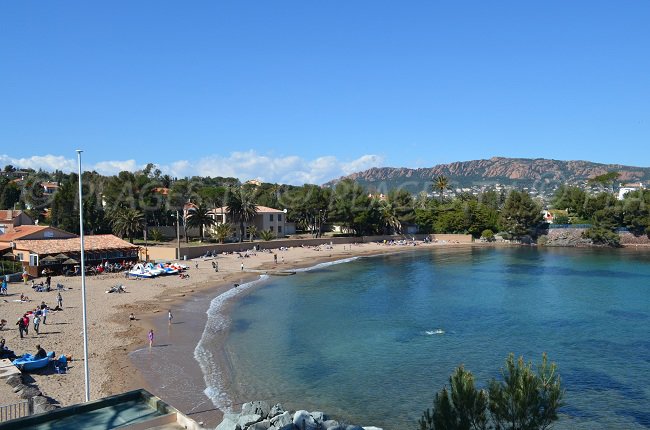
[13,351,55,371]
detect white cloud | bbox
[0,154,76,172]
[0,151,384,185]
[93,159,140,175]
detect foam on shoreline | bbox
[193,256,361,412]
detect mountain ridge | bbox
[325,157,650,194]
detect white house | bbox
[618,183,644,200]
[211,205,287,238]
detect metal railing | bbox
[0,399,32,422]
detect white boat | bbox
[144,263,166,277]
[155,263,178,275]
[128,263,156,278]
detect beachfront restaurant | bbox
[2,234,139,278]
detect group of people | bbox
[13,294,62,339]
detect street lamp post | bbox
[76,150,91,402]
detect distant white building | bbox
[618,183,644,200]
[211,205,287,239]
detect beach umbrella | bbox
[63,258,79,265]
[2,252,14,258]
[54,253,69,260]
[40,255,59,264]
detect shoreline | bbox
[120,242,459,428]
[3,241,647,427]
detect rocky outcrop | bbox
[2,372,60,417]
[325,157,650,190]
[215,401,382,430]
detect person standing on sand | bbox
[148,329,154,348]
[57,292,63,309]
[241,262,244,271]
[274,254,277,264]
[168,310,173,325]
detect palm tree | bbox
[434,175,449,202]
[109,207,145,243]
[380,201,402,234]
[246,225,258,242]
[186,204,216,241]
[227,187,259,242]
[259,229,275,241]
[213,223,233,244]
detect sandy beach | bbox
[0,240,465,426]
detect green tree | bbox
[186,204,216,241]
[212,223,233,244]
[499,191,542,239]
[246,225,258,242]
[227,187,258,242]
[0,182,21,210]
[109,207,145,243]
[259,229,275,241]
[420,354,563,430]
[419,366,488,430]
[488,353,564,430]
[434,175,449,202]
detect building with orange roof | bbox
[210,205,287,239]
[0,209,34,234]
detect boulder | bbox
[12,383,26,393]
[31,395,49,407]
[215,413,239,430]
[19,386,41,399]
[5,375,22,387]
[322,420,343,430]
[345,426,364,430]
[310,411,325,423]
[247,419,271,430]
[241,400,271,418]
[269,411,292,429]
[362,427,383,430]
[238,414,262,428]
[293,410,317,430]
[269,403,285,418]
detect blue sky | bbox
[1,1,649,184]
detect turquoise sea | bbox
[196,247,650,429]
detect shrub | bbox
[481,229,494,242]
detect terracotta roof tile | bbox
[13,235,139,256]
[0,226,51,242]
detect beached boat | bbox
[13,351,55,371]
[144,263,166,276]
[128,263,157,278]
[155,263,178,275]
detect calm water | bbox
[201,247,650,429]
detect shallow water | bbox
[201,247,650,429]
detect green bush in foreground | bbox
[419,353,563,430]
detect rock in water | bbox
[242,400,271,418]
[293,410,317,430]
[269,411,292,429]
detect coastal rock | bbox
[322,420,342,429]
[19,386,41,399]
[12,383,26,393]
[238,414,262,428]
[5,375,22,387]
[215,413,239,430]
[269,411,292,429]
[247,419,271,430]
[293,410,317,430]
[310,411,325,423]
[242,400,271,418]
[345,426,364,430]
[269,403,285,418]
[362,427,384,430]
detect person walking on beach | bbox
[148,329,154,348]
[33,314,40,335]
[16,317,26,339]
[22,270,29,284]
[42,307,48,324]
[241,262,244,271]
[22,314,29,335]
[168,310,173,325]
[57,292,63,309]
[1,277,7,295]
[274,254,277,264]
